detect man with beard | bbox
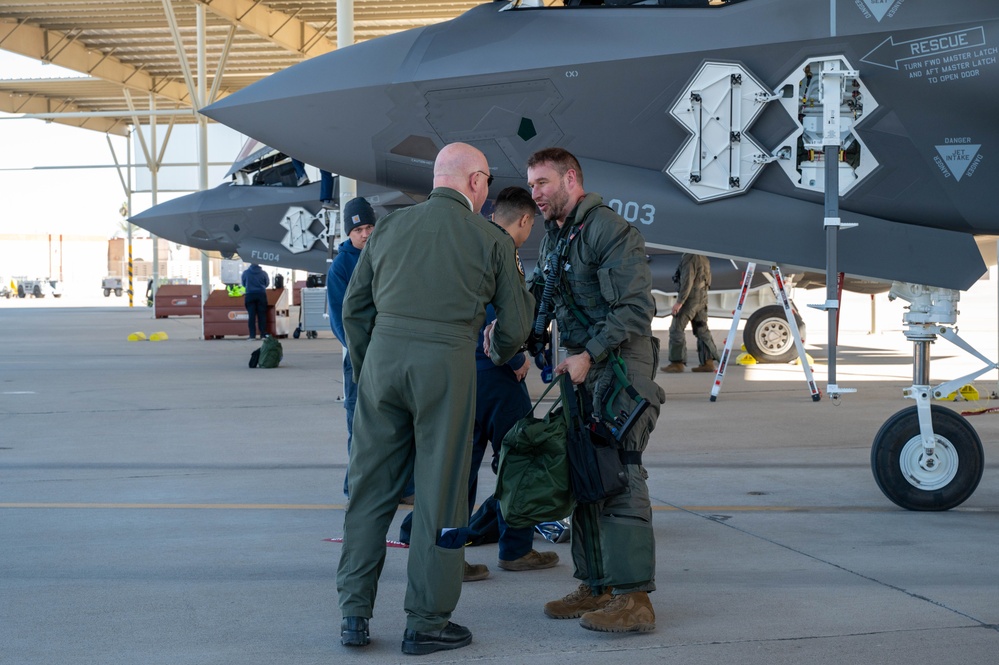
[525,147,665,634]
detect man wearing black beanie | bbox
[327,197,377,499]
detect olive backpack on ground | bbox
[249,336,283,368]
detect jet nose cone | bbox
[202,29,426,183]
[130,188,238,254]
[129,195,200,243]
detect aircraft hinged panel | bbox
[280,206,325,254]
[666,61,771,202]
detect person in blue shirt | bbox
[468,186,558,576]
[240,263,270,339]
[327,198,377,498]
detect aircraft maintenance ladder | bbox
[710,263,820,402]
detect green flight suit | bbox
[528,192,666,592]
[669,253,719,365]
[337,187,533,632]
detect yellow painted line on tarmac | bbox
[0,502,347,510]
[659,505,891,513]
[0,502,888,513]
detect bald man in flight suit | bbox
[337,142,534,655]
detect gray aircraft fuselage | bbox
[129,172,421,274]
[129,167,783,300]
[203,0,999,291]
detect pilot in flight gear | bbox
[526,147,665,634]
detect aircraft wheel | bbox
[743,305,805,364]
[871,405,984,511]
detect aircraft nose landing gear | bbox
[872,405,982,510]
[871,283,987,510]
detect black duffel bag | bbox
[565,376,629,504]
[494,379,575,529]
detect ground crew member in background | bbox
[526,147,665,634]
[240,263,269,339]
[326,197,376,499]
[337,143,533,655]
[662,253,720,373]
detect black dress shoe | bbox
[341,616,370,647]
[401,621,472,655]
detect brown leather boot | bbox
[463,562,490,582]
[543,582,613,619]
[498,549,559,571]
[661,362,686,373]
[691,359,716,373]
[579,591,656,633]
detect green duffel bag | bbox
[495,376,575,529]
[258,336,283,368]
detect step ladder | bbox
[710,263,820,402]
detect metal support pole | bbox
[337,0,356,243]
[815,60,857,400]
[197,4,211,321]
[127,131,134,307]
[913,339,932,386]
[824,143,840,390]
[149,94,159,303]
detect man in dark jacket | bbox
[327,197,376,498]
[337,143,534,655]
[469,186,558,575]
[240,263,269,339]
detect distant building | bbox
[0,233,221,296]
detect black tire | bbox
[871,405,984,511]
[33,284,43,298]
[743,304,806,364]
[115,288,123,297]
[104,289,111,297]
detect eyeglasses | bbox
[473,170,494,187]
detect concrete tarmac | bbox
[2,286,998,664]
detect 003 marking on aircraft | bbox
[607,199,655,226]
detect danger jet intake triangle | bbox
[935,144,981,182]
[862,0,899,22]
